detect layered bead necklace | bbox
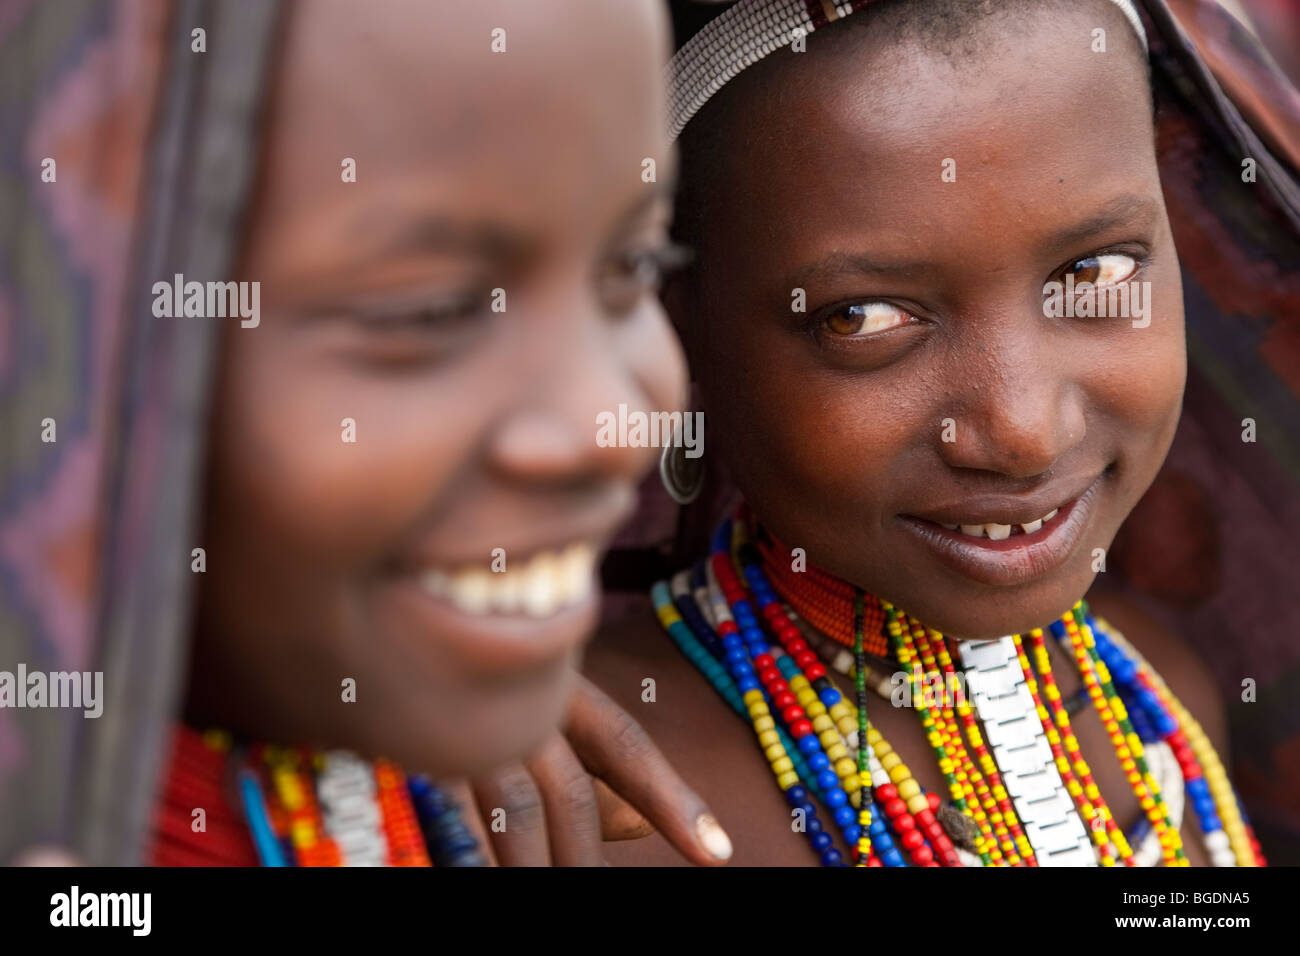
[151,724,485,867]
[649,506,1267,867]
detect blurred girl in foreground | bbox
[0,0,731,867]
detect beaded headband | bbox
[668,0,1149,140]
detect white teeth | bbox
[420,543,596,618]
[947,507,1059,540]
[449,568,491,615]
[521,551,560,618]
[495,567,522,613]
[561,544,594,602]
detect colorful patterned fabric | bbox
[1127,0,1300,865]
[0,0,280,864]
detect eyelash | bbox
[350,239,691,334]
[622,241,693,278]
[355,293,484,332]
[808,298,925,345]
[1051,245,1149,289]
[810,244,1151,342]
[597,241,693,312]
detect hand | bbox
[10,846,83,866]
[451,675,732,866]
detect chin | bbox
[400,664,577,779]
[894,573,1095,642]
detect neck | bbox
[736,505,1086,662]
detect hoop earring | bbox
[659,431,704,505]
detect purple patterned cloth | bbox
[0,0,280,864]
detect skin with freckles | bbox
[589,2,1228,864]
[185,0,686,780]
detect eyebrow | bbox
[789,251,935,289]
[357,178,678,265]
[1042,193,1159,251]
[787,193,1160,290]
[606,177,676,235]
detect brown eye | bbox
[1064,253,1138,288]
[823,301,911,337]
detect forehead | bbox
[253,0,668,247]
[701,3,1155,251]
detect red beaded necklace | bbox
[749,512,889,656]
[149,724,482,867]
[151,725,259,866]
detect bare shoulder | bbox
[585,596,689,702]
[1085,589,1230,764]
[584,594,734,738]
[584,593,820,865]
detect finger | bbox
[471,763,551,866]
[593,777,656,841]
[439,779,499,867]
[565,676,732,865]
[523,734,604,866]
[10,845,83,866]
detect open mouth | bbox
[381,488,637,677]
[934,507,1060,541]
[418,541,598,619]
[896,473,1106,587]
[385,538,605,677]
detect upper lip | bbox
[391,487,636,572]
[903,473,1102,527]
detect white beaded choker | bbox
[668,0,1148,140]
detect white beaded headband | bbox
[668,0,1148,140]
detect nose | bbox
[937,327,1087,479]
[485,295,683,487]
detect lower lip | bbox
[383,576,599,676]
[896,478,1103,588]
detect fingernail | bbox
[695,813,732,860]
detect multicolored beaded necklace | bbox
[649,505,1268,868]
[151,724,485,867]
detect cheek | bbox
[696,316,916,536]
[1091,276,1186,459]
[211,340,483,572]
[626,298,689,414]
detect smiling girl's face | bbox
[679,2,1185,640]
[186,0,685,776]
